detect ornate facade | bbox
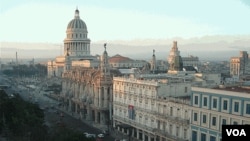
[61,44,112,129]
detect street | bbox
[0,74,118,141]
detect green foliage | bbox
[0,90,47,140]
[0,90,95,141]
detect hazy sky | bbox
[1,0,250,43]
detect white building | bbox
[113,75,191,141]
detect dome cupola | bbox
[67,8,87,30]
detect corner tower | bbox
[63,8,91,57]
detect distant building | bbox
[230,51,250,80]
[182,55,199,68]
[109,54,148,69]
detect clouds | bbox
[0,0,250,43]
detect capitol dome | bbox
[66,8,88,32]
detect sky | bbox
[1,0,250,43]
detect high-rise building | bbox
[230,51,250,80]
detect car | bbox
[83,132,88,136]
[102,130,109,135]
[86,134,96,138]
[98,134,104,138]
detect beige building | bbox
[230,51,250,80]
[47,8,98,77]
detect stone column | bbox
[142,131,145,141]
[99,87,102,107]
[104,87,108,108]
[87,106,91,120]
[137,129,140,140]
[69,100,72,112]
[95,110,98,123]
[132,128,135,138]
[100,112,105,125]
[75,104,78,114]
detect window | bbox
[213,98,217,108]
[194,113,198,121]
[194,95,199,105]
[202,114,206,123]
[203,97,207,107]
[212,117,216,126]
[234,102,239,112]
[222,119,226,125]
[233,121,238,125]
[184,129,187,139]
[246,104,250,114]
[210,136,216,141]
[185,87,188,93]
[201,133,206,141]
[223,100,228,110]
[192,131,197,141]
[176,126,179,137]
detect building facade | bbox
[112,76,191,141]
[190,87,250,141]
[61,44,112,130]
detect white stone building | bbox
[112,75,191,141]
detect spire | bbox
[75,7,80,19]
[151,49,156,73]
[101,43,110,76]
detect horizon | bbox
[1,0,250,60]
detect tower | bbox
[150,49,157,73]
[100,43,110,76]
[167,41,183,71]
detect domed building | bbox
[47,8,99,77]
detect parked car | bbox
[86,134,96,138]
[98,133,104,138]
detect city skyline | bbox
[1,0,250,59]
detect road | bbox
[0,74,117,141]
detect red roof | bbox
[109,54,132,63]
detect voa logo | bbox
[226,129,246,136]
